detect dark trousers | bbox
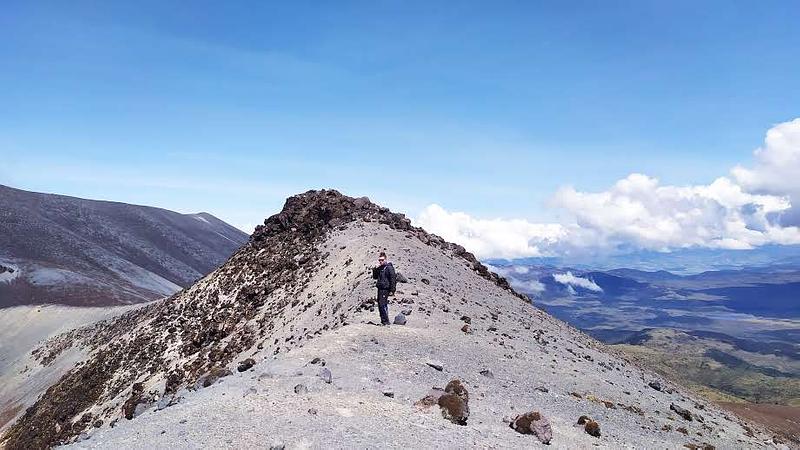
[377,289,390,324]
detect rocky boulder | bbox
[237,358,256,372]
[509,411,552,444]
[438,379,470,425]
[671,403,693,421]
[195,366,233,389]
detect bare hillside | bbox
[1,190,784,449]
[0,185,248,308]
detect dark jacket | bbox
[372,262,397,292]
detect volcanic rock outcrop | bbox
[0,190,781,449]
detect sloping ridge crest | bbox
[1,189,523,449]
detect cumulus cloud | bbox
[510,278,546,293]
[553,173,797,251]
[553,272,603,292]
[415,118,800,259]
[731,118,800,226]
[415,204,566,259]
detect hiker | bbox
[372,251,397,326]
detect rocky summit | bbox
[0,190,784,449]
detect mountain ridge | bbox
[1,190,781,449]
[0,184,248,308]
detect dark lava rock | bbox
[509,411,553,444]
[684,444,716,450]
[421,278,430,285]
[237,358,256,372]
[294,384,308,394]
[479,369,494,378]
[445,379,469,402]
[121,383,146,420]
[401,308,413,316]
[383,391,395,398]
[436,379,470,425]
[534,386,549,393]
[671,403,693,421]
[438,394,469,425]
[196,366,233,388]
[309,357,326,366]
[393,314,407,325]
[577,415,591,425]
[460,315,471,324]
[426,361,444,371]
[461,324,472,334]
[584,420,601,437]
[649,380,662,391]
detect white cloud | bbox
[553,272,603,292]
[415,118,800,259]
[553,174,798,251]
[415,204,567,259]
[510,278,546,293]
[732,117,800,226]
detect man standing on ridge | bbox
[372,251,397,326]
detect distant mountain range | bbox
[489,262,800,331]
[487,244,800,275]
[0,185,248,307]
[490,257,800,417]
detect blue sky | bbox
[2,1,800,251]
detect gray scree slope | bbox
[0,184,248,308]
[1,190,782,449]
